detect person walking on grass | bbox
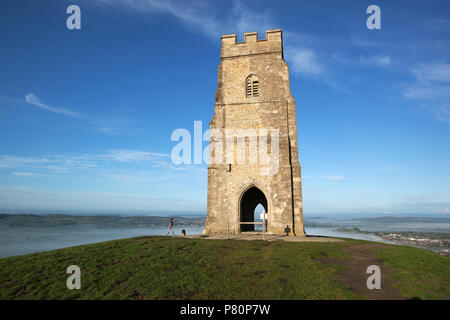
[167,218,175,236]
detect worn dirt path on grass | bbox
[319,243,406,300]
[184,234,405,299]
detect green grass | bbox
[0,236,448,300]
[373,245,450,299]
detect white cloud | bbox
[323,175,346,181]
[11,171,44,177]
[287,48,325,77]
[3,93,135,135]
[25,93,81,117]
[350,34,385,48]
[434,104,450,123]
[228,0,273,36]
[403,62,450,123]
[103,149,169,162]
[0,149,171,175]
[93,0,269,38]
[332,53,391,67]
[411,62,450,84]
[0,155,53,168]
[403,83,450,99]
[91,0,331,82]
[95,126,119,135]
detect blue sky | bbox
[0,0,449,216]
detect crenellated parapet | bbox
[221,29,283,59]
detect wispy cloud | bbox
[403,62,450,123]
[332,53,391,67]
[0,155,54,168]
[90,114,148,136]
[0,154,94,173]
[91,0,332,84]
[18,93,142,135]
[434,105,450,123]
[350,34,386,48]
[25,93,81,117]
[403,83,450,99]
[287,48,325,78]
[0,148,206,212]
[0,149,173,176]
[11,171,44,178]
[92,0,272,39]
[322,175,346,181]
[411,62,450,84]
[94,126,120,135]
[283,38,340,87]
[102,149,169,162]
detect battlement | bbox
[221,29,283,59]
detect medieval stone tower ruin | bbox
[204,29,305,236]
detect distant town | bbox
[376,232,450,256]
[335,226,450,256]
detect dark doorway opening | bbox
[239,186,268,232]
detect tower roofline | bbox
[220,29,283,59]
[221,29,282,44]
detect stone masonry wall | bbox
[204,29,305,236]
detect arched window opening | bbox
[246,75,259,98]
[253,203,266,231]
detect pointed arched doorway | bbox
[239,186,268,232]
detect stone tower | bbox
[204,29,305,236]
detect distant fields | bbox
[0,214,204,228]
[0,236,448,300]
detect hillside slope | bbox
[0,236,448,299]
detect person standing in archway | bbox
[167,218,175,236]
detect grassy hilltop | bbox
[0,236,448,300]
